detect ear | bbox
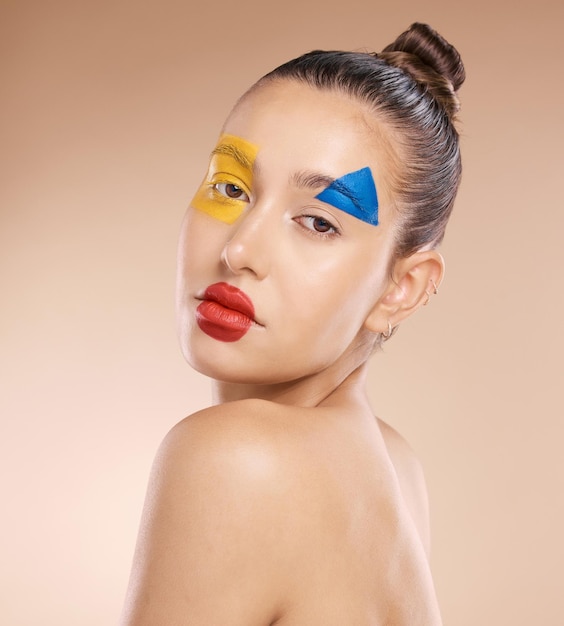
[364,250,445,334]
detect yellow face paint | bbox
[191,134,258,224]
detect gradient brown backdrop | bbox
[1,0,562,623]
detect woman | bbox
[122,22,465,625]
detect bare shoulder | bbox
[121,399,305,626]
[157,399,309,494]
[377,417,431,556]
[121,402,439,624]
[166,397,295,451]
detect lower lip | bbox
[196,300,253,342]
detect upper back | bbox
[122,399,441,625]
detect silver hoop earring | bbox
[431,279,439,295]
[382,320,393,340]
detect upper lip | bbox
[200,282,256,321]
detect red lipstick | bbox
[196,282,255,342]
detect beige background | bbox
[1,0,562,623]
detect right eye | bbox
[214,182,249,201]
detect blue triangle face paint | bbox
[315,167,379,226]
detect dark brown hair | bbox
[255,23,465,259]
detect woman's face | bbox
[177,79,400,384]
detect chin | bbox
[186,347,338,392]
[181,343,291,388]
[186,354,279,385]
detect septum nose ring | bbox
[221,245,234,273]
[220,239,237,274]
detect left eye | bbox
[310,217,334,233]
[214,183,249,201]
[299,215,339,235]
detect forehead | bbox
[223,80,396,200]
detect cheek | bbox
[278,253,382,346]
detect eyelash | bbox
[208,179,340,239]
[295,215,341,239]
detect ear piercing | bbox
[385,278,439,339]
[382,320,394,340]
[423,279,439,306]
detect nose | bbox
[221,207,272,279]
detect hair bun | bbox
[379,22,465,117]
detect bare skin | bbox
[122,370,439,624]
[121,80,444,624]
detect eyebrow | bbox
[211,143,254,170]
[293,169,371,216]
[291,170,336,191]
